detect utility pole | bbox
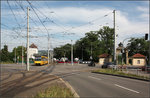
[52,50,53,63]
[82,43,83,60]
[71,40,73,66]
[22,44,24,66]
[113,10,116,65]
[64,51,65,65]
[26,7,30,71]
[15,48,16,63]
[48,36,50,65]
[90,43,93,60]
[148,32,150,66]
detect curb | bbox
[92,72,150,82]
[59,78,80,98]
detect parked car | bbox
[79,61,91,64]
[101,62,115,68]
[88,61,95,67]
[141,66,150,73]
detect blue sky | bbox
[1,1,149,51]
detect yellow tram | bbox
[34,56,48,65]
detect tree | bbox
[127,38,149,58]
[0,45,10,62]
[53,26,114,62]
[12,46,26,62]
[54,44,71,60]
[127,37,149,65]
[97,26,114,55]
[74,31,102,61]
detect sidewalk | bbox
[0,70,66,98]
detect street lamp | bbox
[90,42,93,60]
[71,40,73,66]
[82,43,84,61]
[121,37,131,65]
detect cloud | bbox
[137,6,149,13]
[137,6,149,19]
[34,7,113,24]
[2,6,149,51]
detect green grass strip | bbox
[92,69,150,80]
[1,61,14,64]
[34,85,74,98]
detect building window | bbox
[137,60,140,64]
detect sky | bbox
[1,1,149,52]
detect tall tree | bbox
[54,44,71,60]
[97,26,114,55]
[0,45,10,62]
[53,26,115,62]
[127,38,149,57]
[74,31,100,61]
[12,46,26,62]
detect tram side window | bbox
[35,57,41,61]
[42,58,46,61]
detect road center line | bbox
[114,84,139,93]
[88,76,101,81]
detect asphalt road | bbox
[1,63,150,98]
[62,71,150,98]
[1,63,99,74]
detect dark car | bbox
[79,60,91,64]
[88,61,95,67]
[101,62,114,68]
[141,66,150,73]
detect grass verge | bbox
[1,61,14,64]
[92,69,150,80]
[34,84,74,98]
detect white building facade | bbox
[29,44,38,59]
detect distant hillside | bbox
[34,50,53,56]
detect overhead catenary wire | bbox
[4,1,29,39]
[1,23,26,40]
[6,1,30,37]
[27,1,113,40]
[60,11,113,34]
[26,0,50,38]
[26,0,53,64]
[3,1,115,51]
[6,0,24,37]
[43,1,113,35]
[15,0,46,34]
[27,1,68,32]
[27,1,112,36]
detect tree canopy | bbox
[0,45,10,62]
[127,38,149,57]
[54,26,114,62]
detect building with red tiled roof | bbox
[132,53,145,58]
[29,43,38,48]
[132,53,146,66]
[98,53,112,65]
[98,53,109,58]
[29,43,38,59]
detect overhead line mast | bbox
[113,10,116,65]
[27,7,30,71]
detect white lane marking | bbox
[71,73,78,75]
[114,84,139,93]
[88,76,101,80]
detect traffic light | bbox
[145,33,148,40]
